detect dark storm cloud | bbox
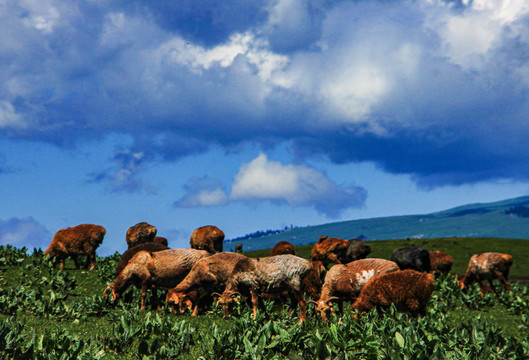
[3,0,529,197]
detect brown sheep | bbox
[311,258,399,321]
[346,239,371,261]
[126,222,157,249]
[153,236,168,247]
[270,241,296,256]
[166,252,248,315]
[114,242,168,277]
[45,224,106,270]
[311,236,351,266]
[190,225,225,254]
[352,269,436,317]
[216,255,312,323]
[234,243,243,253]
[459,252,513,295]
[429,250,453,276]
[105,249,210,310]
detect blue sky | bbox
[2,0,529,255]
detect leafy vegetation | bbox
[0,239,528,359]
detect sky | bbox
[2,0,529,255]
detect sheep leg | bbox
[140,283,149,310]
[293,291,307,324]
[250,289,259,319]
[478,281,493,296]
[495,271,511,292]
[71,255,80,269]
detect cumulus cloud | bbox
[174,177,229,208]
[0,217,51,250]
[3,0,529,190]
[230,153,367,217]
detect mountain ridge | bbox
[226,195,529,252]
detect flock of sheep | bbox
[43,222,514,323]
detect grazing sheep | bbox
[126,222,157,249]
[459,252,513,295]
[390,246,431,272]
[190,225,225,254]
[311,259,399,321]
[45,224,106,270]
[260,260,326,303]
[311,236,351,266]
[216,254,312,323]
[153,236,168,247]
[303,261,327,300]
[429,250,453,276]
[234,243,243,253]
[352,269,436,317]
[166,252,248,315]
[346,239,371,261]
[114,242,168,276]
[106,249,210,310]
[270,241,296,256]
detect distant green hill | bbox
[225,195,529,252]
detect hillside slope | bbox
[226,195,529,252]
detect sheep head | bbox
[214,291,241,318]
[309,296,339,322]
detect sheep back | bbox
[390,246,431,272]
[190,225,225,254]
[126,222,157,249]
[270,241,296,256]
[311,237,351,266]
[115,242,169,276]
[352,269,435,315]
[429,250,453,275]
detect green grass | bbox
[1,240,529,359]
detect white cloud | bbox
[156,32,289,84]
[0,101,25,129]
[177,188,229,208]
[174,177,229,208]
[430,0,529,68]
[230,153,367,217]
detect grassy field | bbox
[1,238,529,359]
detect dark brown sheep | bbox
[189,225,224,254]
[45,224,106,270]
[311,236,351,266]
[234,243,243,253]
[352,269,436,317]
[390,246,431,272]
[429,250,453,276]
[153,236,168,247]
[346,239,371,261]
[459,252,513,295]
[126,222,157,249]
[166,252,247,315]
[115,242,168,276]
[311,258,399,321]
[270,241,296,256]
